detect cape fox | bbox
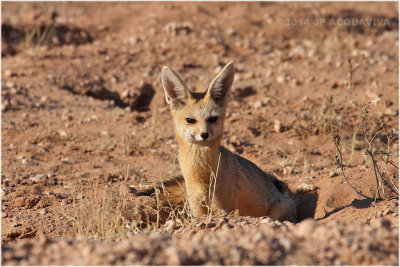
[138,62,297,222]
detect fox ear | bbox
[161,66,191,106]
[206,62,234,102]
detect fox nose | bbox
[200,132,209,140]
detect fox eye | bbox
[208,116,218,123]
[186,118,196,124]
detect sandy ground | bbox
[1,2,399,265]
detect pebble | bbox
[61,114,73,121]
[371,218,391,229]
[2,100,10,112]
[40,209,47,215]
[226,28,237,36]
[5,81,15,88]
[358,165,368,171]
[329,171,338,178]
[296,183,318,192]
[196,222,206,228]
[384,109,398,116]
[254,100,264,108]
[276,74,286,84]
[260,217,273,224]
[279,237,292,250]
[274,120,282,133]
[2,188,10,196]
[40,96,49,104]
[298,219,318,235]
[25,196,40,209]
[57,130,71,138]
[252,232,264,242]
[4,69,16,78]
[382,208,393,216]
[13,222,22,227]
[9,87,18,95]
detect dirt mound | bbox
[2,217,398,265]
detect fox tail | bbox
[134,175,186,206]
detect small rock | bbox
[61,114,73,121]
[4,69,16,78]
[2,188,9,196]
[371,218,391,229]
[2,100,10,112]
[5,81,15,88]
[25,196,40,209]
[384,109,398,116]
[260,217,273,224]
[2,211,8,218]
[226,28,237,36]
[128,35,140,45]
[276,74,286,83]
[40,209,47,215]
[254,100,264,108]
[359,165,368,171]
[382,208,393,216]
[13,222,22,227]
[252,232,264,242]
[57,130,71,138]
[121,90,131,99]
[296,219,318,237]
[296,183,318,192]
[329,171,338,178]
[40,96,49,104]
[274,120,282,133]
[9,88,18,95]
[90,115,99,121]
[30,174,46,183]
[196,222,205,228]
[279,237,292,250]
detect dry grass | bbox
[23,21,56,57]
[333,102,399,203]
[67,167,156,239]
[156,180,193,229]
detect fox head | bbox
[161,62,235,146]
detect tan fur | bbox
[159,62,297,222]
[135,176,186,206]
